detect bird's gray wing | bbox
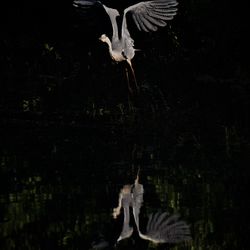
[101,5,120,42]
[73,0,120,42]
[143,212,191,243]
[73,0,107,31]
[124,0,178,32]
[73,0,100,9]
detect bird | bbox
[112,171,192,244]
[73,0,178,93]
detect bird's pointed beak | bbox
[99,35,105,42]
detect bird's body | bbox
[73,0,178,92]
[74,0,136,62]
[112,171,192,244]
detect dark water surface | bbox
[1,0,249,248]
[0,116,248,250]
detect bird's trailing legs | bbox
[124,60,140,111]
[125,59,139,95]
[125,67,134,96]
[126,59,139,93]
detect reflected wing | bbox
[124,0,178,32]
[114,186,134,242]
[132,177,144,231]
[143,212,191,243]
[117,205,134,241]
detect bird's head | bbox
[99,34,109,43]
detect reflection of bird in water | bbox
[113,170,192,244]
[73,0,178,94]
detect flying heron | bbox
[113,171,191,244]
[73,0,178,94]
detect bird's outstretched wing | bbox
[141,212,191,244]
[73,0,120,42]
[72,0,105,27]
[124,0,178,32]
[132,175,144,231]
[117,205,134,241]
[73,0,119,17]
[73,0,100,9]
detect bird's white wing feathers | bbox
[73,0,99,9]
[144,212,191,243]
[124,0,178,32]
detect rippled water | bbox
[0,121,247,249]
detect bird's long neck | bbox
[104,37,113,56]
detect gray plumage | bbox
[112,173,192,244]
[73,0,178,68]
[143,212,192,243]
